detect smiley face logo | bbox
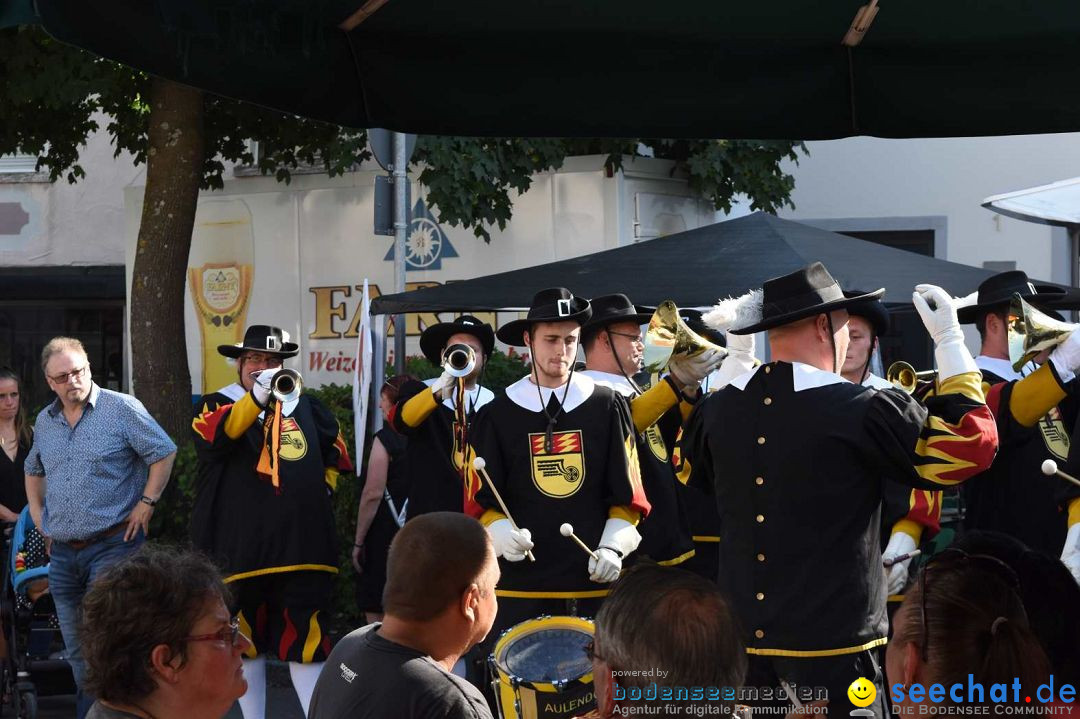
[847,677,877,708]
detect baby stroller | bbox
[0,507,75,718]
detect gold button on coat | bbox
[757,553,766,562]
[756,514,765,523]
[756,592,765,600]
[764,397,772,405]
[757,436,766,445]
[755,629,765,639]
[755,476,764,486]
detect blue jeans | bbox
[50,531,144,719]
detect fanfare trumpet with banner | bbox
[270,368,303,403]
[1008,293,1080,371]
[642,300,728,374]
[442,342,477,378]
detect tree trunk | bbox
[130,79,205,442]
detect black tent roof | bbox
[371,213,1003,315]
[15,0,1080,139]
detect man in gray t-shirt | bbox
[308,513,498,719]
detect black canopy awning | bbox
[13,0,1080,140]
[371,213,1002,315]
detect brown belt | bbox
[63,522,127,550]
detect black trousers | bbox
[744,648,888,719]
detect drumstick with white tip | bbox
[473,456,536,562]
[1042,459,1080,490]
[560,523,599,561]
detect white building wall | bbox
[778,133,1080,285]
[0,120,142,265]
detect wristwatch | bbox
[140,495,158,507]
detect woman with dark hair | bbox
[952,530,1080,686]
[353,374,417,623]
[0,366,31,522]
[887,548,1052,715]
[80,545,252,719]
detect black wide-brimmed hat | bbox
[582,294,653,332]
[496,288,592,346]
[419,315,495,365]
[218,325,299,359]
[729,262,883,335]
[845,291,890,337]
[956,270,1066,324]
[680,308,727,347]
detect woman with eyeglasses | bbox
[79,545,252,719]
[0,366,31,524]
[353,374,416,623]
[886,548,1052,715]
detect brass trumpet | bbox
[442,343,477,378]
[271,369,303,403]
[1008,293,1079,372]
[642,301,728,374]
[885,361,937,394]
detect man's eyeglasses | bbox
[184,617,245,648]
[48,366,88,385]
[584,639,604,663]
[239,355,283,367]
[607,331,644,346]
[917,548,1021,662]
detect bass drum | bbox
[488,615,596,719]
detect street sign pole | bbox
[393,131,408,373]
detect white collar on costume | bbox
[728,362,850,393]
[504,373,595,412]
[862,373,894,390]
[578,369,636,398]
[976,355,1023,382]
[216,383,246,402]
[423,377,495,411]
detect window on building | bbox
[0,267,126,412]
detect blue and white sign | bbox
[384,198,459,271]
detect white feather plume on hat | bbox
[704,289,763,334]
[954,290,979,309]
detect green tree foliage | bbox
[2,26,806,244]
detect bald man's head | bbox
[383,512,494,622]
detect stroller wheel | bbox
[16,689,36,719]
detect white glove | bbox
[1049,330,1080,383]
[588,518,642,583]
[252,368,281,406]
[712,333,757,389]
[430,371,458,402]
[1061,524,1080,586]
[913,284,978,380]
[882,531,918,595]
[668,348,726,394]
[488,519,533,562]
[589,547,622,583]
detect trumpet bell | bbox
[642,301,728,374]
[442,343,477,378]
[885,361,936,394]
[271,369,303,403]
[1008,293,1079,371]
